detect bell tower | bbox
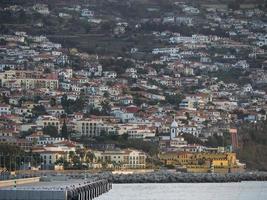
[170,115,178,140]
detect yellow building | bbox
[159,151,243,173]
[159,151,194,166]
[36,115,61,131]
[0,70,58,90]
[212,159,229,168]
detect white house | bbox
[0,104,11,115]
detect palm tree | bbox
[86,151,96,163]
[68,151,75,163]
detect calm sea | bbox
[96,182,267,200]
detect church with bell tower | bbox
[170,116,179,140]
[159,116,187,150]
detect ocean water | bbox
[96,182,267,200]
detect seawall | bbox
[89,171,267,184]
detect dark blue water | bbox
[96,182,267,200]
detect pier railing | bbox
[66,179,112,200]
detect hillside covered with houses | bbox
[0,0,267,172]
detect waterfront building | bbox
[159,151,245,173]
[94,148,147,169]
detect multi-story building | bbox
[0,70,58,90]
[94,148,147,169]
[39,150,65,167]
[74,118,107,137]
[32,141,78,169]
[127,128,155,139]
[36,115,61,131]
[159,151,245,173]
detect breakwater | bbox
[88,171,267,184]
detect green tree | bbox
[20,129,34,138]
[61,120,69,139]
[165,94,183,107]
[86,151,96,163]
[183,133,204,145]
[0,38,7,45]
[205,134,224,147]
[32,105,47,117]
[101,100,111,115]
[43,125,58,137]
[93,134,158,157]
[0,94,9,104]
[55,157,69,169]
[0,144,38,171]
[61,94,85,114]
[72,155,81,166]
[50,98,56,107]
[228,0,243,10]
[33,95,42,103]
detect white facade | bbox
[74,118,107,137]
[0,104,11,115]
[170,119,178,140]
[94,149,147,169]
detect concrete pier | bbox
[0,177,40,188]
[0,179,112,200]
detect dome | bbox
[171,119,178,128]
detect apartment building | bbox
[0,70,58,90]
[74,118,106,137]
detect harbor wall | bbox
[0,177,40,188]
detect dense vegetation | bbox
[237,121,267,171]
[207,68,251,85]
[81,133,159,157]
[0,144,39,171]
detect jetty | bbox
[0,178,112,200]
